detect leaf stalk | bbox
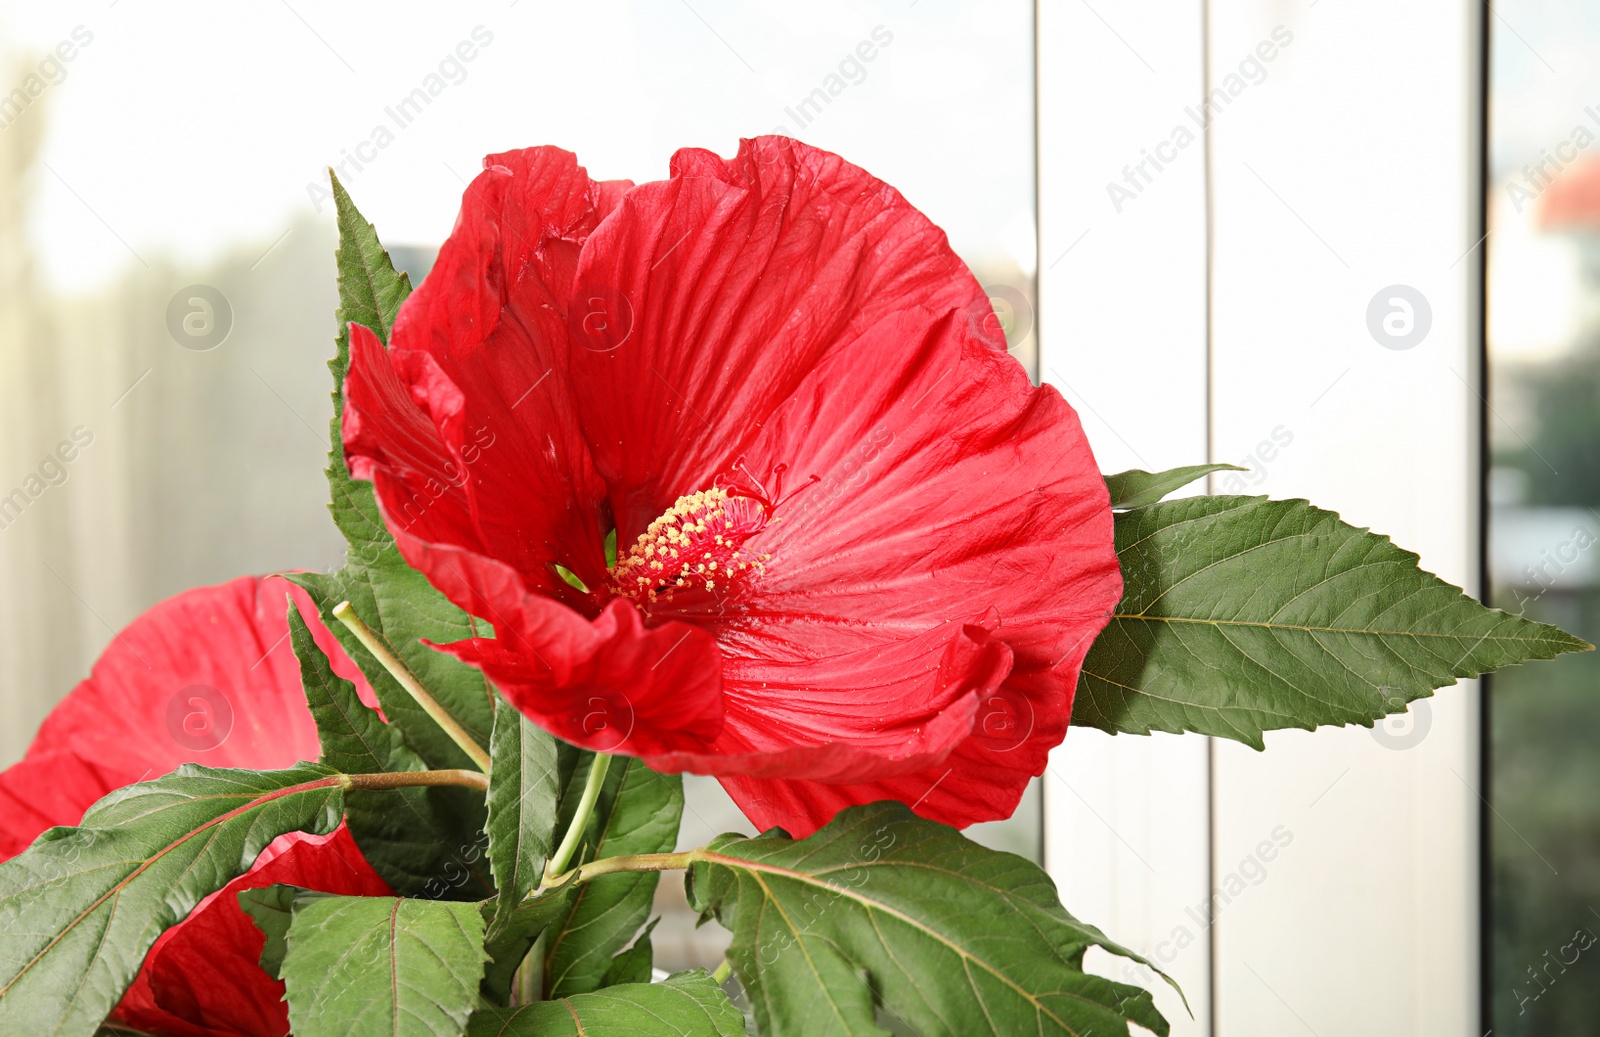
[542,752,613,884]
[332,600,492,771]
[344,769,489,792]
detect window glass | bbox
[1488,2,1600,1030]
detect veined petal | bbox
[566,136,996,541]
[0,579,389,1036]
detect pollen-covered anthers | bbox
[610,487,772,605]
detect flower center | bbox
[609,487,770,606]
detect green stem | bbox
[513,930,545,1005]
[543,753,613,884]
[710,959,732,985]
[332,600,492,772]
[546,849,694,889]
[344,769,488,792]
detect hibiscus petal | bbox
[0,750,133,861]
[112,825,391,1037]
[0,576,368,860]
[413,538,725,756]
[351,146,625,601]
[650,308,1120,834]
[338,137,1119,839]
[644,619,1011,784]
[566,136,997,540]
[0,578,385,1036]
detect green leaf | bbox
[601,917,659,988]
[1075,495,1593,747]
[484,698,561,938]
[1103,464,1243,509]
[685,801,1171,1037]
[466,971,744,1036]
[288,171,494,780]
[0,765,346,1037]
[281,893,488,1037]
[290,601,493,899]
[238,884,301,980]
[287,174,496,887]
[479,882,579,1004]
[329,169,413,349]
[543,756,683,998]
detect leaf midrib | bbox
[1109,612,1547,642]
[704,850,1092,1037]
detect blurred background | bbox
[0,0,1036,978]
[1487,2,1600,1032]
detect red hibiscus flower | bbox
[343,136,1121,836]
[0,577,391,1037]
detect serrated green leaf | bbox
[685,801,1170,1037]
[330,170,412,350]
[466,971,744,1036]
[290,601,493,898]
[543,756,683,998]
[238,883,301,980]
[485,698,561,938]
[1075,495,1593,747]
[288,171,495,781]
[601,917,659,988]
[287,174,496,890]
[281,893,488,1037]
[0,765,346,1037]
[479,881,579,1004]
[1104,464,1243,510]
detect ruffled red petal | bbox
[112,825,391,1037]
[348,146,626,604]
[343,136,1119,837]
[567,136,995,541]
[0,577,369,859]
[629,308,1118,834]
[0,578,386,1035]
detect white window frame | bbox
[1037,1,1485,1032]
